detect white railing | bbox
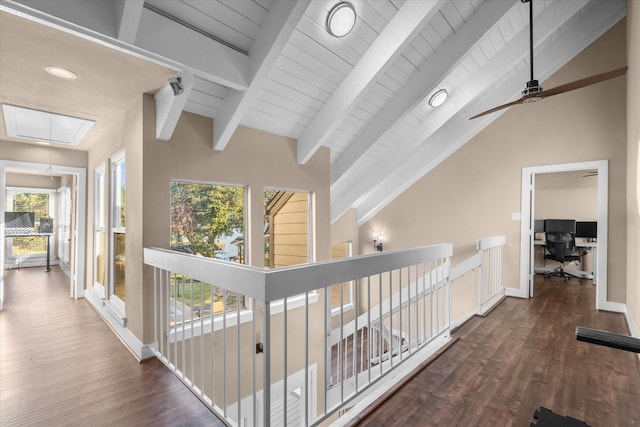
[449,236,506,329]
[143,236,505,427]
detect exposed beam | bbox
[155,72,193,140]
[135,7,249,91]
[212,0,310,151]
[296,0,446,165]
[330,0,515,186]
[347,0,625,224]
[116,0,143,44]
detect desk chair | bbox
[544,231,582,281]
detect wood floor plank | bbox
[0,267,225,427]
[354,277,640,426]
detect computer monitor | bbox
[545,219,575,233]
[576,221,597,239]
[534,219,545,233]
[4,211,35,229]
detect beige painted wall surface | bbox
[0,140,87,168]
[5,172,61,189]
[330,208,360,256]
[359,19,628,302]
[536,187,597,221]
[627,0,640,334]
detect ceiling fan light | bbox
[327,2,356,38]
[429,89,448,107]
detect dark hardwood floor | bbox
[3,268,639,426]
[0,266,225,427]
[354,276,640,427]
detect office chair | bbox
[544,231,582,281]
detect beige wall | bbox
[0,140,87,168]
[330,208,360,256]
[5,172,60,189]
[140,92,331,321]
[627,0,640,334]
[535,172,598,221]
[356,19,628,303]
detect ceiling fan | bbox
[470,0,627,120]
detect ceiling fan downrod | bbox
[521,0,542,102]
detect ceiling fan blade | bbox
[540,66,628,98]
[468,98,524,120]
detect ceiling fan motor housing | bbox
[522,79,543,103]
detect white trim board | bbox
[0,159,87,309]
[519,160,613,311]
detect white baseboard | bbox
[505,286,527,298]
[85,291,154,360]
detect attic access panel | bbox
[2,104,94,145]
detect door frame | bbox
[518,159,624,312]
[0,159,86,309]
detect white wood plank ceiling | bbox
[0,0,627,223]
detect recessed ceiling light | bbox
[428,89,448,107]
[44,65,78,80]
[327,2,356,38]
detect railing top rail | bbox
[144,243,453,302]
[477,235,506,251]
[264,243,452,301]
[144,247,267,300]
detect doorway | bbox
[518,160,621,312]
[0,159,86,310]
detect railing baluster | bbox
[304,292,309,426]
[237,293,241,427]
[190,277,195,384]
[223,289,227,417]
[283,296,288,427]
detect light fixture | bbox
[169,76,183,96]
[327,2,356,38]
[373,232,384,252]
[44,65,78,80]
[428,89,448,107]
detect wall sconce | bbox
[373,232,384,252]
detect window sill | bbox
[168,293,320,343]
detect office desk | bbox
[5,231,52,272]
[534,240,598,283]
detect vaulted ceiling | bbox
[0,0,627,224]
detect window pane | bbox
[264,190,309,268]
[170,181,245,263]
[95,167,106,287]
[115,162,126,229]
[95,229,106,286]
[113,231,125,301]
[170,181,246,319]
[7,192,51,256]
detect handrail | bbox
[144,236,505,427]
[144,243,453,302]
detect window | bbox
[264,190,312,268]
[110,152,126,303]
[5,188,54,266]
[94,165,106,290]
[57,185,71,273]
[170,181,246,320]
